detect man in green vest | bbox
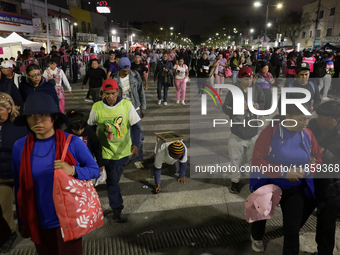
[88,79,141,223]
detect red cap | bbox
[238,67,254,78]
[102,79,119,91]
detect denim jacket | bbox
[112,70,146,110]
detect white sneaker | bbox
[158,100,162,105]
[181,100,186,105]
[134,161,144,169]
[176,100,180,104]
[323,97,330,100]
[164,102,168,106]
[250,235,264,253]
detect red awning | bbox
[48,9,77,21]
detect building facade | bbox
[299,0,340,48]
[21,0,76,47]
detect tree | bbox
[281,11,311,47]
[139,21,163,46]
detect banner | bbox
[0,11,33,33]
[77,33,97,42]
[33,18,42,33]
[56,29,69,37]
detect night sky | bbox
[107,0,314,36]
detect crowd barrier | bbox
[15,54,110,82]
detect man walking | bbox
[88,79,140,223]
[112,57,146,169]
[154,52,174,105]
[222,67,265,193]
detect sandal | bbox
[154,186,162,194]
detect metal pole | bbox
[45,0,50,53]
[59,9,64,43]
[312,0,321,49]
[126,22,129,51]
[264,4,269,43]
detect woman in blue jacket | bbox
[12,92,100,255]
[249,103,323,255]
[18,64,59,109]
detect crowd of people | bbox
[0,43,340,255]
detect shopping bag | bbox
[53,135,104,241]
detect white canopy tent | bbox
[3,32,43,47]
[0,32,43,59]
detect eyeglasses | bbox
[29,74,41,78]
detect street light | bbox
[250,29,254,33]
[216,33,219,35]
[160,27,163,30]
[170,27,174,30]
[112,29,116,34]
[254,2,283,44]
[74,22,77,26]
[267,23,272,27]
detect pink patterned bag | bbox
[53,135,104,241]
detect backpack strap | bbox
[309,81,316,94]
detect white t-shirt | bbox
[120,74,131,101]
[174,64,187,79]
[154,140,188,169]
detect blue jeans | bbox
[104,157,129,210]
[232,71,239,84]
[157,80,169,102]
[135,109,144,162]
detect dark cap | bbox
[316,101,340,117]
[296,62,310,74]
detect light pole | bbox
[254,2,282,44]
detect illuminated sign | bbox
[96,1,111,13]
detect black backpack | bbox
[314,60,327,78]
